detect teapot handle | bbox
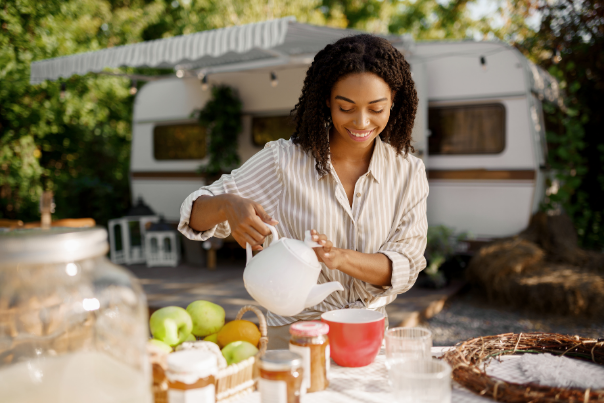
[246,223,279,264]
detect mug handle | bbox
[246,223,279,264]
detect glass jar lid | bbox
[0,227,108,264]
[290,321,329,337]
[258,350,302,372]
[167,350,218,380]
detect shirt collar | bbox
[366,136,383,184]
[315,136,384,184]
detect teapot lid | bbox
[281,237,321,269]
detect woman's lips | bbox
[346,128,374,141]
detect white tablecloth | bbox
[232,347,495,403]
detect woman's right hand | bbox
[221,194,279,251]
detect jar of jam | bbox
[289,321,330,393]
[166,350,218,403]
[257,350,304,403]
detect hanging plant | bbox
[196,85,242,180]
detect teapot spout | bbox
[304,282,344,309]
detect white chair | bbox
[145,227,180,267]
[108,197,158,265]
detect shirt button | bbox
[356,193,361,197]
[364,298,368,302]
[345,305,350,309]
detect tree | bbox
[1,0,168,225]
[532,0,604,250]
[496,0,604,250]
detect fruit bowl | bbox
[150,305,268,403]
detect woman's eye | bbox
[372,110,384,114]
[339,107,352,112]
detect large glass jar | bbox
[0,227,152,403]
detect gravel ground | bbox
[424,288,604,346]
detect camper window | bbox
[153,124,207,160]
[251,115,294,147]
[428,104,505,155]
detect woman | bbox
[178,34,428,349]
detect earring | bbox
[324,115,332,129]
[391,103,394,111]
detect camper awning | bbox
[30,17,410,84]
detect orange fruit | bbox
[217,320,261,348]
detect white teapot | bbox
[243,224,344,317]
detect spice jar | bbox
[166,350,218,403]
[289,321,330,393]
[257,350,304,403]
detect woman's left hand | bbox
[310,229,345,271]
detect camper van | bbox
[31,18,558,240]
[129,43,555,240]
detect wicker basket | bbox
[151,305,268,403]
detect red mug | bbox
[321,309,385,367]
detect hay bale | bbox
[467,212,604,317]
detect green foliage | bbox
[0,0,165,225]
[197,85,243,178]
[425,225,469,286]
[518,0,604,250]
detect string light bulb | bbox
[129,79,138,95]
[480,56,487,71]
[60,82,66,100]
[176,69,185,78]
[200,74,209,91]
[270,71,278,87]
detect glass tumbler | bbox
[388,358,452,403]
[385,327,432,365]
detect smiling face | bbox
[327,72,394,150]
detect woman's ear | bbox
[326,99,331,108]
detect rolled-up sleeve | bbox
[178,142,283,241]
[355,161,429,308]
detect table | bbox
[232,347,495,403]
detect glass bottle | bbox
[0,227,152,403]
[166,350,217,403]
[289,321,330,393]
[257,350,304,403]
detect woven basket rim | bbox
[442,332,604,403]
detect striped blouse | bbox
[178,136,429,326]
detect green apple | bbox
[148,339,173,354]
[221,341,259,365]
[149,306,193,347]
[186,300,225,337]
[185,333,197,342]
[204,333,219,344]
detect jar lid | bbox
[167,350,218,380]
[0,227,108,264]
[257,350,302,372]
[290,321,329,337]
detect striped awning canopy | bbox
[30,17,410,84]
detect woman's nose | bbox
[352,111,370,128]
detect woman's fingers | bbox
[234,227,265,250]
[253,203,279,226]
[310,230,332,253]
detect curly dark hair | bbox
[290,34,418,176]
